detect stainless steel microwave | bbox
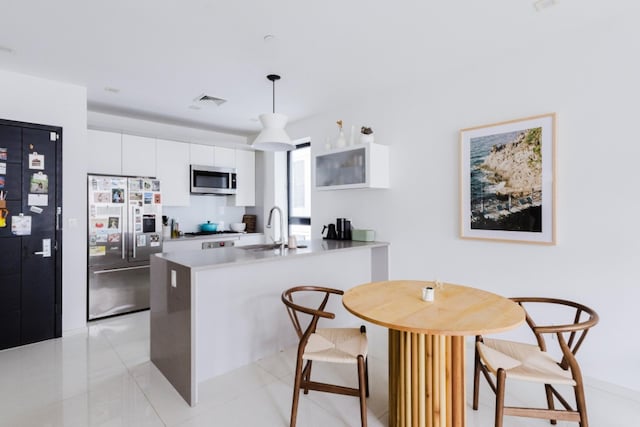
[190,165,237,195]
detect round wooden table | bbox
[342,280,525,427]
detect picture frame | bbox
[459,113,557,244]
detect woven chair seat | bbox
[478,338,575,386]
[472,297,599,427]
[282,286,370,427]
[304,328,368,364]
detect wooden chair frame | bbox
[473,297,599,427]
[282,286,369,427]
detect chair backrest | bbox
[512,297,599,372]
[282,286,344,343]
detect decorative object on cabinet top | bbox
[360,126,374,144]
[324,123,376,151]
[335,119,347,148]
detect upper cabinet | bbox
[87,129,122,175]
[233,149,255,206]
[214,146,235,168]
[189,144,215,167]
[315,142,389,190]
[156,139,190,206]
[122,134,157,177]
[86,129,255,206]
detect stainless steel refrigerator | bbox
[87,175,163,320]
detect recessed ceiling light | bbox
[263,34,275,42]
[0,45,15,54]
[104,86,120,94]
[534,0,558,11]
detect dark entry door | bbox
[0,119,62,350]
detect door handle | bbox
[56,207,61,231]
[34,238,52,257]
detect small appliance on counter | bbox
[337,218,352,240]
[162,215,171,239]
[322,224,338,240]
[351,229,375,241]
[322,217,352,240]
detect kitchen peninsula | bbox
[149,239,389,406]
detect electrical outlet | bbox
[171,270,177,288]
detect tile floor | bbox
[0,311,638,426]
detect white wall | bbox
[251,145,289,240]
[286,12,640,391]
[0,69,88,332]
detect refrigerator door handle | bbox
[131,205,137,259]
[121,205,126,260]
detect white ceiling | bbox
[0,0,613,136]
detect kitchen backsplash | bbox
[163,195,246,233]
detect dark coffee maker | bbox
[336,218,352,240]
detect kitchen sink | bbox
[238,243,307,251]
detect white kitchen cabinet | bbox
[122,134,157,177]
[87,129,122,175]
[233,149,255,206]
[189,144,215,167]
[315,142,389,190]
[156,139,190,206]
[213,146,236,168]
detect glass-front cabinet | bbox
[314,142,389,190]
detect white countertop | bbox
[154,239,389,271]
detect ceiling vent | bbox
[194,94,227,107]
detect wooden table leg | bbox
[389,330,466,427]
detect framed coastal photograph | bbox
[459,113,556,244]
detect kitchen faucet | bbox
[266,206,285,251]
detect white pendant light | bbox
[252,74,295,151]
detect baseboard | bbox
[585,376,640,403]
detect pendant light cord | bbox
[267,74,281,114]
